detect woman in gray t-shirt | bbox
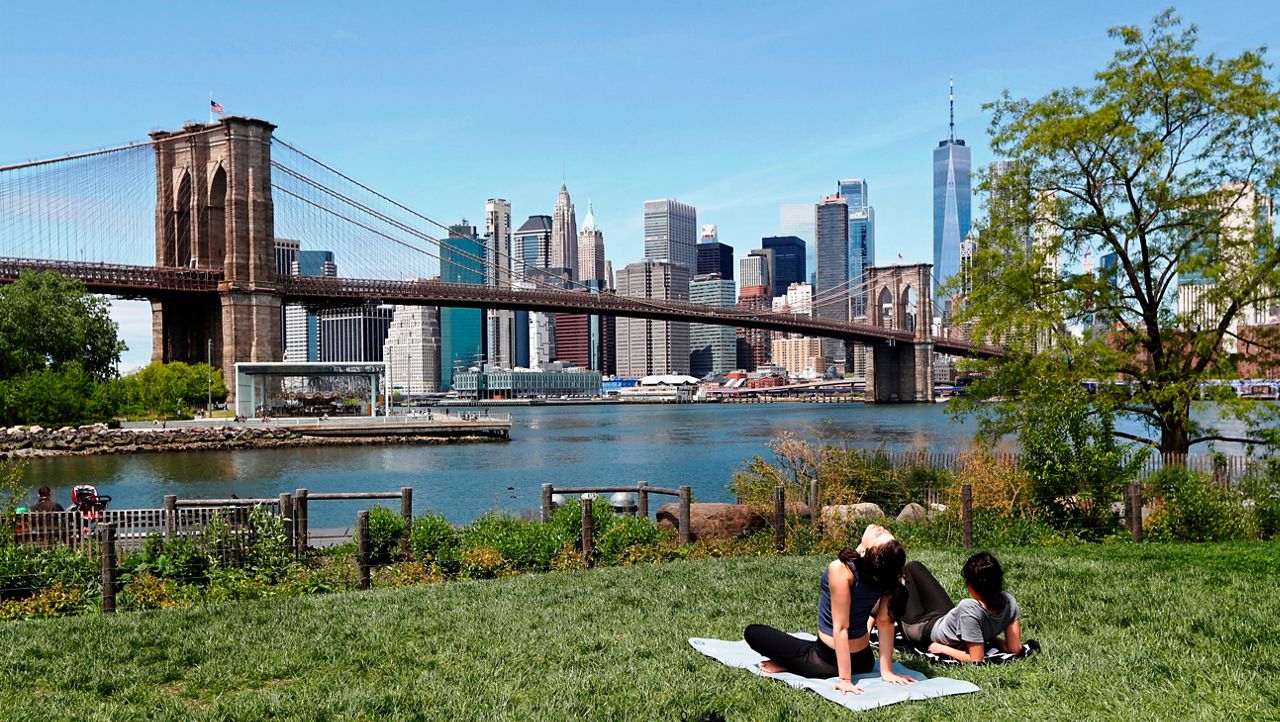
[897,552,1023,663]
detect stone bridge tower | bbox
[863,263,934,403]
[149,117,281,391]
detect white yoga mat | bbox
[689,633,980,713]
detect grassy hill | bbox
[2,543,1278,721]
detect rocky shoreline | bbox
[1,423,506,458]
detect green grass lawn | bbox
[2,543,1278,721]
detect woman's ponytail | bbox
[962,551,1006,613]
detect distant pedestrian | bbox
[31,487,64,513]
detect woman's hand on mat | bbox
[881,671,916,686]
[833,679,862,695]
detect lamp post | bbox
[207,338,213,416]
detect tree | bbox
[116,362,228,418]
[0,270,125,383]
[953,11,1280,454]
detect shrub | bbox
[1147,467,1257,542]
[0,582,88,620]
[282,557,358,595]
[1241,460,1280,540]
[0,544,99,601]
[372,561,443,588]
[595,516,671,565]
[549,498,616,546]
[409,513,460,568]
[119,534,211,585]
[243,505,294,582]
[121,573,195,611]
[367,505,407,563]
[459,546,511,579]
[461,514,565,572]
[949,451,1035,518]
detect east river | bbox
[21,402,1265,527]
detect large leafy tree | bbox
[0,270,125,383]
[953,11,1280,455]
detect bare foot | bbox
[759,660,788,674]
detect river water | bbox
[20,402,1265,527]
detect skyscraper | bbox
[485,199,517,369]
[285,249,337,362]
[736,285,772,371]
[513,215,553,280]
[780,204,817,284]
[697,224,734,279]
[934,79,973,307]
[383,305,441,393]
[739,252,772,291]
[689,273,737,377]
[761,236,806,297]
[615,259,690,376]
[551,183,579,280]
[643,199,697,271]
[814,195,850,362]
[439,222,485,389]
[837,179,875,318]
[319,306,394,363]
[577,201,606,284]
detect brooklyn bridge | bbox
[0,116,1001,402]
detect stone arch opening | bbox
[901,284,917,333]
[207,164,227,270]
[878,287,893,327]
[173,170,193,267]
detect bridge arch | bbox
[206,163,227,271]
[171,169,193,268]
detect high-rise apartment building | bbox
[485,199,517,369]
[551,184,579,280]
[771,337,823,376]
[689,273,737,377]
[513,215,553,280]
[439,223,485,390]
[934,80,973,306]
[383,305,441,394]
[577,201,606,284]
[615,259,690,376]
[736,285,772,371]
[814,195,850,361]
[761,236,806,297]
[643,199,697,271]
[771,282,813,316]
[739,252,772,291]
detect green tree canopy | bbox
[117,362,228,417]
[953,11,1280,454]
[0,271,125,383]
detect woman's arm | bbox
[876,594,916,685]
[999,619,1023,653]
[827,562,861,694]
[927,640,987,663]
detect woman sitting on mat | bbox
[744,523,917,695]
[898,551,1022,663]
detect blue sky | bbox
[2,1,1278,369]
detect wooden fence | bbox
[541,482,692,565]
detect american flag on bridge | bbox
[210,99,224,114]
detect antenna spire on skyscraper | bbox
[949,77,955,142]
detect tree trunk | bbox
[1159,420,1191,455]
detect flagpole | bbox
[209,90,213,124]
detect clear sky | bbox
[2,1,1278,369]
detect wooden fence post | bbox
[99,522,117,614]
[581,497,595,567]
[541,484,554,522]
[678,485,692,545]
[773,485,786,552]
[279,493,295,555]
[637,481,649,519]
[961,484,973,550]
[400,487,413,559]
[164,495,177,541]
[294,488,309,551]
[357,510,371,591]
[1129,481,1143,543]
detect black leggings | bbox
[900,561,956,644]
[743,624,874,679]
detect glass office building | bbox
[761,235,806,298]
[439,225,485,390]
[933,85,972,306]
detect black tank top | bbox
[817,561,880,639]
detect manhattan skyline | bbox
[2,1,1277,369]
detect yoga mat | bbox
[689,633,980,713]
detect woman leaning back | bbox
[744,523,917,695]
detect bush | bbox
[1146,467,1258,542]
[1241,460,1280,540]
[206,568,276,602]
[243,505,294,582]
[121,573,196,611]
[549,498,616,546]
[119,534,210,586]
[367,505,407,563]
[372,561,443,588]
[460,514,566,572]
[0,582,89,620]
[409,513,460,569]
[595,516,671,565]
[458,546,512,579]
[281,557,358,595]
[0,544,99,601]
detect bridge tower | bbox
[148,117,281,390]
[863,263,934,403]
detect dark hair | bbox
[839,541,908,620]
[962,551,1006,613]
[37,486,51,498]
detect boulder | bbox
[897,503,928,523]
[656,502,767,541]
[820,503,886,528]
